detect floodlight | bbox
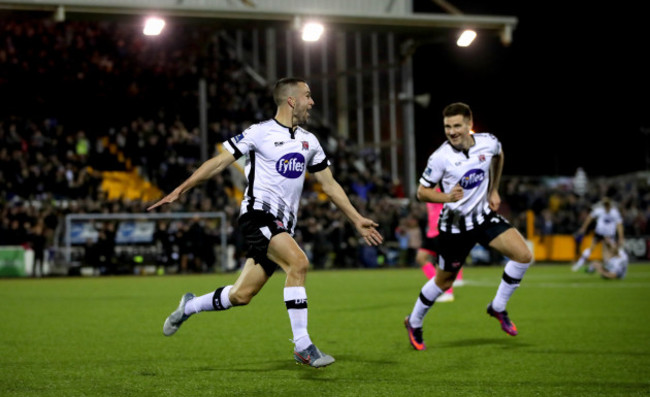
[413,93,430,108]
[143,17,166,36]
[302,22,324,42]
[456,30,477,47]
[53,5,65,22]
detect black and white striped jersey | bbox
[419,133,502,234]
[591,205,622,238]
[222,119,329,235]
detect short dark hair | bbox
[273,77,306,106]
[602,197,612,208]
[443,102,473,121]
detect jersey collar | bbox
[450,135,476,158]
[273,118,297,139]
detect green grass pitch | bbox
[1,263,649,396]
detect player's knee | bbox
[438,280,454,291]
[288,255,309,277]
[517,249,533,265]
[508,242,533,264]
[434,273,455,291]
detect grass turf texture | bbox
[1,264,649,397]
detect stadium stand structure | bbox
[1,3,649,277]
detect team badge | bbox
[479,154,486,162]
[301,141,309,151]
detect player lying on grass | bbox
[586,240,629,279]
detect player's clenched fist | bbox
[447,184,464,202]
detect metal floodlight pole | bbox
[199,78,208,162]
[400,41,417,198]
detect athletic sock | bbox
[284,286,312,351]
[491,261,530,312]
[184,285,233,315]
[422,262,436,279]
[576,248,592,267]
[409,278,444,328]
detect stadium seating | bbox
[1,18,648,275]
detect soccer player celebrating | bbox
[404,102,533,351]
[148,77,383,367]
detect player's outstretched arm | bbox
[592,261,617,279]
[313,167,383,246]
[352,217,384,247]
[616,223,624,247]
[576,215,593,237]
[147,151,236,211]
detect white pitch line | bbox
[454,279,650,288]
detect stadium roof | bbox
[0,0,517,44]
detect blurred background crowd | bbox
[1,18,649,275]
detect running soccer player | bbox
[148,77,383,367]
[572,197,624,272]
[404,102,533,351]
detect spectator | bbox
[28,222,46,277]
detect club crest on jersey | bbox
[301,141,309,151]
[458,169,485,189]
[276,153,305,179]
[479,154,486,163]
[274,220,286,230]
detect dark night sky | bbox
[411,1,650,177]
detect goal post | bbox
[63,212,228,273]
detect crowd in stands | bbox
[1,17,649,275]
